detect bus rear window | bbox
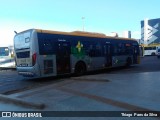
[14,32,31,50]
[16,51,30,58]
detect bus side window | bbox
[88,44,94,57]
[88,42,102,57]
[89,50,95,57]
[39,39,54,55]
[95,43,102,56]
[125,46,132,55]
[113,44,119,55]
[117,43,125,55]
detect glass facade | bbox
[141,18,160,45]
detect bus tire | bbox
[151,52,156,56]
[74,61,86,76]
[126,57,132,67]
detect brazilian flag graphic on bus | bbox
[71,41,86,59]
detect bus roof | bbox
[140,44,160,47]
[19,29,137,41]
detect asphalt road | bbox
[0,56,160,95]
[108,56,160,74]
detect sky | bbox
[0,0,160,46]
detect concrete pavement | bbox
[0,71,160,119]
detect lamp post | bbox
[82,17,85,31]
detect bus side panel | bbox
[112,55,130,67]
[71,55,106,73]
[70,36,106,72]
[29,30,41,77]
[38,55,57,77]
[90,57,106,69]
[37,32,57,77]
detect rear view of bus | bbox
[14,29,39,77]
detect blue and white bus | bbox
[0,46,15,68]
[14,29,140,78]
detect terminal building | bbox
[122,31,131,38]
[141,18,160,45]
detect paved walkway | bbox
[0,71,160,119]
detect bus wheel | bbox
[75,62,86,76]
[126,57,132,67]
[151,52,156,56]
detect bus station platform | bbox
[0,71,160,119]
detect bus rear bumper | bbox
[16,66,39,77]
[18,71,35,77]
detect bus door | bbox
[132,45,138,64]
[104,43,112,67]
[55,41,71,74]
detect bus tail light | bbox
[32,53,37,66]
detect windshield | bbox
[0,47,9,56]
[14,31,31,50]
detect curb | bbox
[0,67,16,71]
[71,77,110,82]
[0,94,45,110]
